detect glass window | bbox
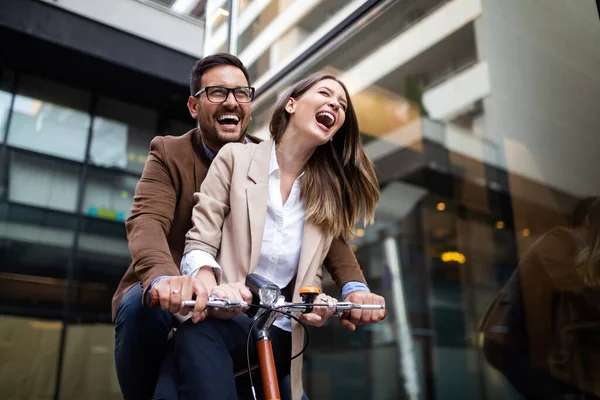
[7,75,91,162]
[8,151,80,212]
[58,323,121,399]
[75,183,132,315]
[8,151,81,213]
[215,0,380,85]
[2,149,79,313]
[72,247,128,315]
[77,168,136,313]
[82,169,138,223]
[90,97,158,174]
[165,118,195,137]
[0,201,76,313]
[249,92,276,139]
[204,0,232,54]
[0,316,62,398]
[246,0,600,398]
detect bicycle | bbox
[147,273,385,400]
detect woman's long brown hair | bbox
[577,198,600,287]
[269,72,380,241]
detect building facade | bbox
[0,0,599,399]
[0,1,197,398]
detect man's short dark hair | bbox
[571,197,598,228]
[189,53,251,96]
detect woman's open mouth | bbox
[315,111,335,130]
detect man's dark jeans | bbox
[114,284,305,399]
[114,284,173,400]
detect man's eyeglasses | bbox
[194,86,255,103]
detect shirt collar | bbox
[201,135,249,161]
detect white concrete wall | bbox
[475,0,600,197]
[39,0,204,57]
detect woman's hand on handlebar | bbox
[208,282,253,320]
[299,293,338,327]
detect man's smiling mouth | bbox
[217,114,240,126]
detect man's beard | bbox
[214,127,246,143]
[198,120,248,148]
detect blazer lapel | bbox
[247,138,274,271]
[296,222,323,288]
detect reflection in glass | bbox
[0,316,62,398]
[8,151,80,213]
[204,0,231,55]
[0,201,76,312]
[247,2,503,397]
[59,323,121,400]
[7,75,91,162]
[90,97,158,174]
[83,169,138,223]
[230,0,370,84]
[73,213,129,315]
[165,118,195,136]
[73,251,128,315]
[76,213,130,313]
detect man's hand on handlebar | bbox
[340,291,386,331]
[153,276,209,323]
[208,282,253,320]
[299,293,338,327]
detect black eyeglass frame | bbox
[194,85,256,103]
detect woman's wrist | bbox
[195,266,218,293]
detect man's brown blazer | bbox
[111,129,367,319]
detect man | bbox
[517,196,598,398]
[112,53,386,399]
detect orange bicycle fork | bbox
[253,309,281,400]
[251,285,319,400]
[256,335,280,400]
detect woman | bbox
[173,72,381,400]
[549,198,600,399]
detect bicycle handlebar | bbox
[282,302,385,312]
[179,296,384,315]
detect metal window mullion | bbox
[383,235,420,400]
[0,71,19,201]
[227,0,240,55]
